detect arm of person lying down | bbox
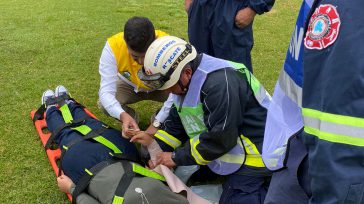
[57,175,101,204]
[57,175,75,194]
[147,139,164,169]
[131,104,189,166]
[130,133,170,169]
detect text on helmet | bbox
[162,47,182,70]
[153,40,176,67]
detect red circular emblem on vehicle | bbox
[304,4,341,50]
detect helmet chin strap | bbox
[177,79,190,112]
[177,68,193,94]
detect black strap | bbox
[33,104,46,122]
[63,125,108,150]
[33,97,62,123]
[56,124,109,177]
[56,94,71,107]
[32,95,81,123]
[72,160,118,204]
[63,97,85,110]
[58,148,67,177]
[113,161,135,200]
[45,117,88,149]
[71,160,139,204]
[72,160,136,204]
[112,153,143,167]
[82,125,109,140]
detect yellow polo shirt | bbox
[107,30,168,90]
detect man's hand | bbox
[57,175,74,193]
[130,131,154,146]
[120,112,140,139]
[185,0,193,13]
[156,152,176,168]
[235,7,256,28]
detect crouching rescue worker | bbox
[98,16,172,137]
[131,36,272,204]
[37,85,188,204]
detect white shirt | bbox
[98,42,172,122]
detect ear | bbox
[183,67,193,80]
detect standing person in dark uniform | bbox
[300,0,364,203]
[264,1,364,203]
[184,0,275,71]
[132,36,272,204]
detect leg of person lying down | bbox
[42,87,188,204]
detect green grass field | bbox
[0,0,300,203]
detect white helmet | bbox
[139,36,197,90]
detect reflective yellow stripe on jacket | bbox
[303,108,364,146]
[240,135,265,168]
[190,136,211,165]
[189,134,265,168]
[216,139,245,165]
[190,137,245,166]
[154,130,182,149]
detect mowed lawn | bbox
[0,0,301,203]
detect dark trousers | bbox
[264,136,311,204]
[220,174,270,204]
[46,102,106,147]
[46,102,138,155]
[188,0,253,71]
[302,133,364,204]
[45,102,139,184]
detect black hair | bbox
[124,16,156,53]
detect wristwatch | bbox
[152,119,161,128]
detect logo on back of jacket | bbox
[304,4,341,50]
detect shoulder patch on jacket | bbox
[304,4,341,50]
